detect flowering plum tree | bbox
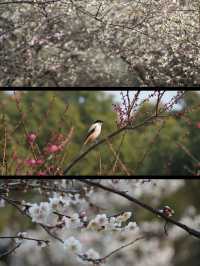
[0,179,200,266]
[0,0,200,85]
[1,90,200,176]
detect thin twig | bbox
[102,236,144,261]
[13,91,37,160]
[0,243,21,259]
[106,138,131,176]
[78,236,144,264]
[2,114,7,175]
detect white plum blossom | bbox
[106,217,120,230]
[70,193,85,205]
[116,212,132,223]
[87,214,108,230]
[85,248,100,260]
[63,237,82,253]
[49,194,71,210]
[87,213,135,232]
[124,222,138,231]
[94,214,108,227]
[17,232,28,238]
[56,213,84,230]
[70,213,83,229]
[49,196,64,212]
[87,219,101,231]
[29,202,51,224]
[62,216,71,229]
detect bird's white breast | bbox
[92,123,102,138]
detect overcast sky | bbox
[106,90,178,103]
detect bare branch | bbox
[0,235,49,245]
[64,114,165,174]
[78,180,200,240]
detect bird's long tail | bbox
[83,136,91,146]
[79,137,89,154]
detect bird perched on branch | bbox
[83,120,103,146]
[158,206,175,217]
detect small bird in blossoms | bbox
[158,206,175,217]
[83,120,103,146]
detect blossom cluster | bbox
[62,212,137,264]
[19,190,138,265]
[87,212,137,232]
[27,193,82,225]
[63,237,100,264]
[11,130,73,175]
[27,193,137,233]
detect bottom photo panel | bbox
[0,179,199,266]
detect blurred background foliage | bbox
[0,90,200,175]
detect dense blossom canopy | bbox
[0,0,200,85]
